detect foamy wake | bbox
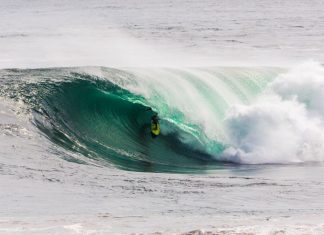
[222,61,324,164]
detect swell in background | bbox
[1,0,324,68]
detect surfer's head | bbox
[152,114,158,122]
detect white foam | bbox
[222,61,324,164]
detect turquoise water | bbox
[0,66,281,173]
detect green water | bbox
[0,67,282,173]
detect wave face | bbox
[0,65,300,172]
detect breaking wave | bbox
[1,62,323,172]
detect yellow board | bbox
[151,122,160,136]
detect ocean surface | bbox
[1,0,324,234]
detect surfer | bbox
[146,107,160,138]
[151,113,160,138]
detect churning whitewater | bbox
[1,62,324,173]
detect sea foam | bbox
[222,62,324,164]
